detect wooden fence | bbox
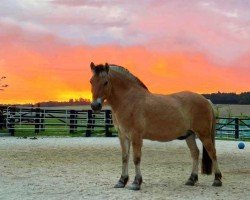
[0,106,250,139]
[0,106,113,137]
[216,117,250,139]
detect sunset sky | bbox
[0,0,249,104]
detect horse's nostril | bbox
[91,101,102,111]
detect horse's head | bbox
[89,62,111,112]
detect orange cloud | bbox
[0,22,249,104]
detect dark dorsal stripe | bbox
[94,64,148,91]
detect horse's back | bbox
[169,91,211,109]
[148,91,211,114]
[169,90,213,115]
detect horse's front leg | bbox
[114,133,130,188]
[128,138,143,190]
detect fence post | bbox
[69,110,76,134]
[74,111,78,132]
[35,107,41,134]
[0,107,4,130]
[86,110,93,137]
[8,107,16,136]
[40,110,45,132]
[105,110,112,137]
[235,118,239,139]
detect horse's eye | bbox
[90,80,93,84]
[104,81,108,86]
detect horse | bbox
[89,62,222,190]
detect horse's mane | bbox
[95,64,148,91]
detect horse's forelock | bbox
[93,64,106,75]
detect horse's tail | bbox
[202,146,213,175]
[201,104,216,175]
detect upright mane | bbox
[94,64,148,91]
[109,64,148,91]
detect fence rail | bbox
[0,106,113,137]
[0,106,250,139]
[216,117,250,139]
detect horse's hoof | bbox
[114,182,126,188]
[128,183,141,190]
[114,176,129,188]
[128,176,142,190]
[185,173,198,186]
[212,180,222,187]
[185,179,195,186]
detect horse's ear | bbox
[90,62,95,71]
[104,63,109,73]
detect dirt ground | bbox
[0,138,249,200]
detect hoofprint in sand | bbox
[0,138,249,200]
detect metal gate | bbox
[4,106,113,137]
[216,118,250,139]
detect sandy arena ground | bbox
[0,137,249,200]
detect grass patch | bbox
[1,125,118,138]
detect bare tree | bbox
[0,76,8,91]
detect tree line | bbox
[203,92,250,104]
[18,98,91,107]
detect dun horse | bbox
[89,62,222,190]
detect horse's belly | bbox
[143,131,183,142]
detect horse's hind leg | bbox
[185,132,199,186]
[201,137,222,187]
[114,132,130,188]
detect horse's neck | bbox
[106,73,146,112]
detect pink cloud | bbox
[126,1,250,63]
[52,0,109,7]
[0,0,250,103]
[1,0,249,65]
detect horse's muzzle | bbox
[91,98,102,112]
